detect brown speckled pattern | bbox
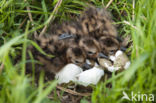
[29,6,120,74]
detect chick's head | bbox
[66,46,86,67]
[99,36,119,55]
[79,37,101,59]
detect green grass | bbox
[0,0,156,103]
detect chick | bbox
[37,55,67,73]
[39,33,100,67]
[48,21,80,38]
[77,7,119,57]
[79,36,101,60]
[78,36,114,68]
[65,45,87,68]
[38,34,90,71]
[48,6,117,38]
[37,34,64,55]
[35,45,87,74]
[78,6,117,38]
[35,6,120,74]
[99,35,120,55]
[38,32,76,56]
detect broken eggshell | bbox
[98,58,112,69]
[55,63,104,86]
[98,58,119,72]
[98,50,131,72]
[76,66,104,87]
[110,50,131,70]
[55,63,83,84]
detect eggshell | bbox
[114,50,130,69]
[98,58,112,69]
[55,63,83,84]
[109,55,116,61]
[124,61,131,69]
[115,50,123,57]
[76,67,104,86]
[104,62,120,72]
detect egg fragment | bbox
[113,50,130,69]
[124,61,131,69]
[98,50,131,72]
[98,58,112,68]
[109,50,130,70]
[104,63,120,72]
[98,58,119,72]
[76,66,104,87]
[55,63,83,84]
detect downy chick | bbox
[38,33,76,56]
[66,45,86,67]
[37,55,67,73]
[78,6,117,38]
[99,35,120,55]
[48,6,117,39]
[36,34,88,73]
[36,45,87,74]
[79,36,101,60]
[48,21,80,38]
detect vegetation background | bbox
[0,0,156,103]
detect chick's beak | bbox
[120,46,127,52]
[82,63,92,70]
[59,33,74,40]
[98,52,109,59]
[116,36,123,43]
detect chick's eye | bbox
[74,60,80,64]
[110,50,116,54]
[87,51,95,55]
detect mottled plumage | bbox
[28,6,122,74]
